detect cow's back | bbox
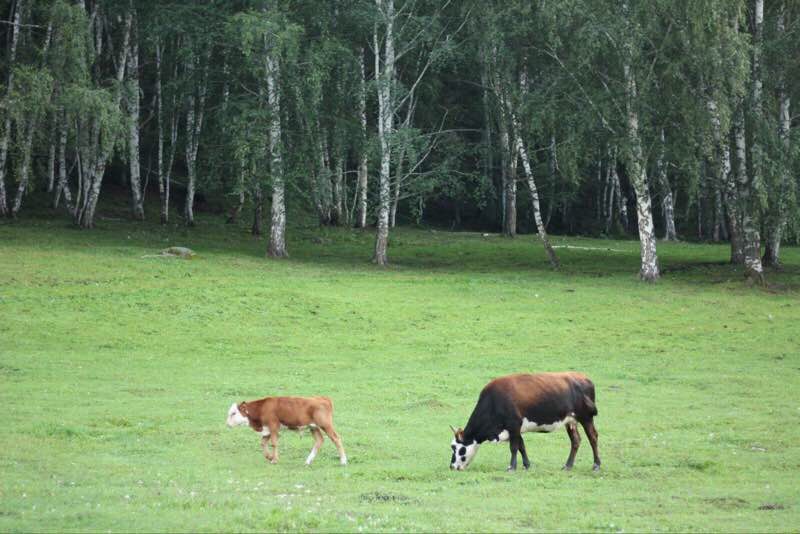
[484,372,596,425]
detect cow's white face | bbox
[226,403,248,428]
[450,438,479,471]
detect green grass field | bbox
[1,212,799,532]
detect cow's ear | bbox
[456,428,464,441]
[239,402,248,416]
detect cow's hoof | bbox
[562,464,573,471]
[592,463,601,471]
[523,464,531,471]
[506,466,517,472]
[270,459,278,465]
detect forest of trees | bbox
[1,0,798,281]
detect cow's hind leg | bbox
[518,436,531,470]
[563,422,581,471]
[306,428,324,466]
[320,424,347,465]
[507,434,522,471]
[580,419,601,471]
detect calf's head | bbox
[449,426,479,471]
[226,402,249,428]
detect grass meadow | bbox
[1,211,799,532]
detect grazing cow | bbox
[227,396,347,466]
[450,372,600,472]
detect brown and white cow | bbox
[450,372,600,471]
[227,396,347,466]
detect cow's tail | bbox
[579,379,598,417]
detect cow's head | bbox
[226,402,249,427]
[449,426,479,471]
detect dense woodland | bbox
[1,0,798,280]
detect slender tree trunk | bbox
[763,2,790,267]
[657,129,677,240]
[708,97,743,262]
[266,54,287,258]
[373,0,395,266]
[127,15,144,220]
[11,124,35,218]
[734,104,763,280]
[47,113,56,193]
[183,52,208,227]
[500,122,516,237]
[332,149,344,225]
[315,126,333,225]
[738,0,765,281]
[605,151,617,234]
[184,95,196,226]
[356,48,369,228]
[53,109,73,212]
[251,180,263,236]
[481,47,495,228]
[622,58,659,281]
[712,185,727,242]
[512,126,559,268]
[155,41,167,224]
[0,0,23,217]
[227,161,246,224]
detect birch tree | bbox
[0,0,24,216]
[125,8,144,220]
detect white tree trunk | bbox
[0,0,23,217]
[708,97,742,262]
[47,113,56,193]
[155,41,167,224]
[356,49,369,228]
[53,109,73,212]
[764,2,790,267]
[511,118,559,268]
[656,129,677,240]
[11,124,35,218]
[738,0,764,280]
[623,60,659,281]
[127,18,143,220]
[734,104,763,279]
[266,54,287,257]
[183,53,207,227]
[373,0,395,266]
[332,150,344,225]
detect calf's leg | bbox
[267,427,280,464]
[563,422,581,471]
[306,428,324,466]
[261,435,273,462]
[320,424,347,465]
[580,419,601,471]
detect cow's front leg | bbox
[268,429,279,464]
[261,435,273,462]
[507,435,521,471]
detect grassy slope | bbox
[1,212,799,532]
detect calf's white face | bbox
[226,403,249,428]
[450,438,479,471]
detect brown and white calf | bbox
[450,372,600,471]
[227,396,347,465]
